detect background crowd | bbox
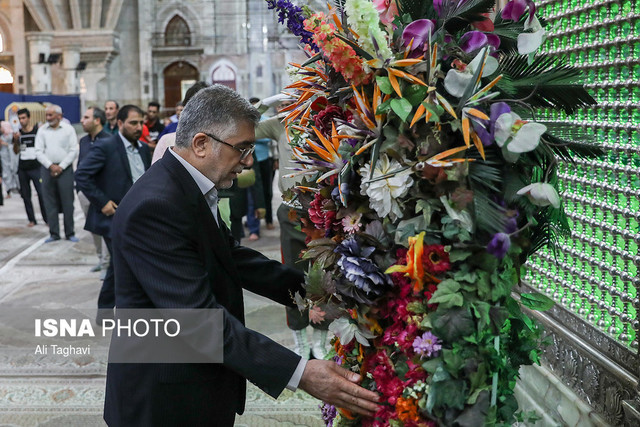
[0,82,328,360]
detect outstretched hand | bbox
[298,359,380,417]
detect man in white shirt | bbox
[35,104,79,243]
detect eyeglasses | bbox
[203,132,255,160]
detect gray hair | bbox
[46,104,63,115]
[175,84,260,149]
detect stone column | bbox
[26,32,54,94]
[9,0,27,94]
[62,45,82,94]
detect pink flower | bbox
[309,305,326,324]
[341,212,363,234]
[373,0,399,25]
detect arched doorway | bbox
[0,66,13,93]
[163,61,198,108]
[211,63,236,90]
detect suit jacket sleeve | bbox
[116,197,302,398]
[221,221,304,307]
[74,141,111,209]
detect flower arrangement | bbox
[267,0,601,425]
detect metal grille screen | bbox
[525,0,640,349]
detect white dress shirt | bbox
[118,133,146,183]
[34,121,78,169]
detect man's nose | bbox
[241,154,254,168]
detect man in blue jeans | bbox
[14,108,47,227]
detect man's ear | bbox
[192,133,208,157]
[117,120,123,129]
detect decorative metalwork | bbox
[520,0,640,423]
[526,0,640,350]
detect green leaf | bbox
[390,98,413,122]
[404,84,428,107]
[453,270,477,283]
[407,301,426,314]
[427,374,468,412]
[376,76,394,95]
[376,98,392,115]
[429,279,464,308]
[305,261,325,296]
[489,305,509,333]
[301,52,322,67]
[520,292,555,311]
[455,390,491,426]
[421,358,442,374]
[422,102,444,122]
[472,301,491,330]
[415,199,433,224]
[449,249,472,262]
[442,349,465,375]
[431,307,475,342]
[476,271,491,300]
[490,267,517,301]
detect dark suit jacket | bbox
[77,129,113,166]
[104,151,304,427]
[75,135,151,237]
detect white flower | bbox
[444,49,499,98]
[518,16,546,55]
[517,182,560,208]
[359,155,413,221]
[328,317,376,346]
[494,112,546,153]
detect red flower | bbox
[422,245,451,275]
[314,105,353,137]
[308,193,338,232]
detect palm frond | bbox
[441,0,496,33]
[397,0,433,20]
[468,153,503,192]
[496,53,596,114]
[492,14,525,53]
[527,208,570,256]
[539,129,604,163]
[473,188,506,235]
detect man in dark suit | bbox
[104,85,379,426]
[77,106,113,274]
[75,105,151,314]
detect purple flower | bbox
[402,19,436,53]
[335,238,391,296]
[413,331,442,358]
[266,0,318,51]
[459,31,500,54]
[473,102,512,146]
[502,0,537,23]
[487,232,511,259]
[320,402,337,426]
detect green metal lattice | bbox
[525,0,640,349]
